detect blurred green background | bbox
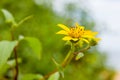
[0,0,115,80]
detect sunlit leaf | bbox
[75,52,84,60]
[0,40,18,71]
[7,58,22,67]
[48,72,60,80]
[24,37,42,60]
[1,9,17,26]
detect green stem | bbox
[43,43,75,79]
[11,29,18,80]
[80,44,90,52]
[61,44,75,67]
[18,15,33,26]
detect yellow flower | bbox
[56,23,100,44]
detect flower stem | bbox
[61,44,75,67]
[43,43,75,79]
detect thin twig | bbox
[14,47,19,80]
[18,15,33,26]
[43,45,75,79]
[11,29,18,80]
[42,44,90,79]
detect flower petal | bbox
[94,38,101,42]
[71,38,79,41]
[92,32,98,36]
[84,30,98,36]
[56,30,68,35]
[62,36,72,41]
[57,24,70,32]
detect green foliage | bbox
[7,58,22,67]
[21,73,43,80]
[75,52,84,60]
[0,0,115,80]
[0,41,18,70]
[1,9,17,26]
[20,37,42,60]
[48,72,60,80]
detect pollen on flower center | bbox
[69,26,85,38]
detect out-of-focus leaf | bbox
[21,74,43,80]
[7,58,22,67]
[0,40,18,71]
[75,52,84,60]
[1,9,17,26]
[24,37,42,60]
[48,72,60,80]
[0,63,9,75]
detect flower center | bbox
[69,26,84,38]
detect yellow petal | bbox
[92,32,98,36]
[62,36,72,41]
[71,38,79,41]
[85,30,98,36]
[95,38,101,42]
[56,30,68,35]
[57,24,70,32]
[82,35,93,38]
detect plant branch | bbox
[14,46,19,80]
[42,44,75,79]
[61,45,75,68]
[79,44,90,52]
[42,44,90,80]
[18,15,33,26]
[11,29,19,80]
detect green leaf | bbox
[21,74,43,80]
[75,52,84,60]
[48,72,60,80]
[0,40,18,71]
[1,9,17,26]
[24,37,42,60]
[7,58,22,67]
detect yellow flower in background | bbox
[56,23,100,44]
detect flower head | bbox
[56,23,100,45]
